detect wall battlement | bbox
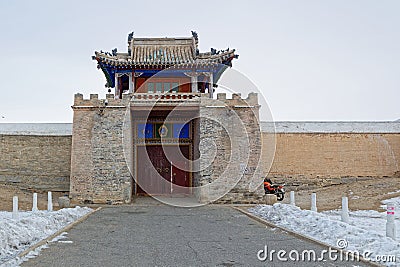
[215,92,259,107]
[73,93,130,107]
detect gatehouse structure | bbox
[70,32,264,204]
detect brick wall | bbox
[70,93,132,204]
[0,134,71,191]
[265,133,400,186]
[197,93,264,204]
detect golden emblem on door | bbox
[158,124,168,138]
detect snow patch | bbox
[250,203,400,265]
[0,207,92,266]
[388,190,400,195]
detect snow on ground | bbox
[250,197,400,266]
[388,190,400,195]
[0,207,92,266]
[382,197,400,210]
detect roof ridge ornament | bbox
[191,31,198,41]
[191,31,199,56]
[128,31,134,42]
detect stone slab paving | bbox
[22,203,369,267]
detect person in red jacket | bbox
[264,178,274,194]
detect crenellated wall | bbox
[197,92,264,204]
[70,93,132,204]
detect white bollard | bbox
[341,196,349,223]
[386,202,396,240]
[311,193,317,212]
[290,191,295,206]
[32,193,38,212]
[47,191,53,212]
[12,196,19,220]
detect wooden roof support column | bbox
[204,72,214,99]
[114,74,119,99]
[184,72,201,94]
[128,72,133,94]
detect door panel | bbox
[137,145,191,195]
[172,162,189,194]
[169,145,190,194]
[137,146,167,195]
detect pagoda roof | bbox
[93,32,238,69]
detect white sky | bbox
[0,0,399,122]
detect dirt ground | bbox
[280,177,400,212]
[0,184,66,211]
[0,177,399,212]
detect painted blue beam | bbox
[98,63,229,88]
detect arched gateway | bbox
[69,32,264,205]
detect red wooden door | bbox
[172,163,189,194]
[137,146,169,195]
[152,146,170,194]
[137,145,190,195]
[169,145,190,194]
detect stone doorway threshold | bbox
[134,195,202,207]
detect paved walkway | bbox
[22,203,368,266]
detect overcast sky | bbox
[0,0,399,122]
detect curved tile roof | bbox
[93,34,238,68]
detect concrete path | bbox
[22,203,368,267]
